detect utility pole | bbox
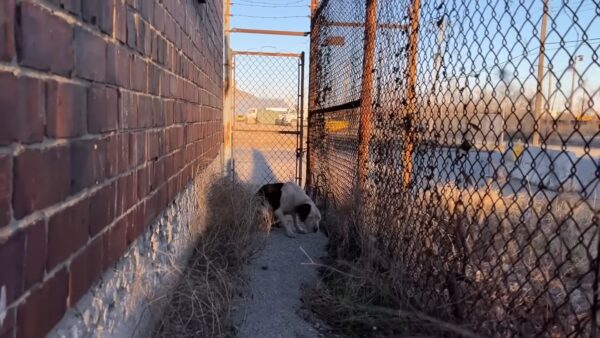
[570,55,583,119]
[532,0,549,146]
[357,0,378,196]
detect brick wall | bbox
[0,1,223,337]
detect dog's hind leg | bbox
[292,213,307,234]
[274,209,296,238]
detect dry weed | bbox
[305,180,597,337]
[153,178,268,338]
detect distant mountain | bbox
[234,89,290,115]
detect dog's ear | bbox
[295,203,312,222]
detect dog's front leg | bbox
[274,209,296,237]
[292,213,308,234]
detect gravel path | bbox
[233,228,328,338]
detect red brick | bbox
[47,198,90,269]
[164,153,175,180]
[104,135,119,179]
[74,27,106,82]
[143,192,158,225]
[164,100,174,125]
[167,176,177,202]
[160,70,171,97]
[129,132,145,166]
[46,80,87,138]
[102,215,127,270]
[70,139,106,193]
[0,72,45,145]
[0,155,10,228]
[154,5,165,33]
[88,183,116,236]
[13,145,71,218]
[17,269,68,338]
[88,85,119,133]
[126,205,144,244]
[100,0,114,34]
[82,0,113,34]
[140,0,154,21]
[0,231,24,304]
[23,220,47,289]
[146,132,160,161]
[131,55,147,92]
[18,3,73,76]
[117,133,130,174]
[126,9,137,50]
[137,165,150,198]
[116,172,137,216]
[150,30,159,62]
[114,0,126,43]
[136,95,151,128]
[135,16,146,55]
[118,91,137,130]
[106,44,131,87]
[68,237,102,306]
[151,98,164,127]
[0,0,15,61]
[152,158,165,190]
[148,63,161,96]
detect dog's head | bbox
[296,203,321,233]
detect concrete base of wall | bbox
[49,156,223,338]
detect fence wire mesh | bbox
[308,0,600,336]
[232,52,305,187]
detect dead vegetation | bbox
[304,181,597,337]
[153,178,269,338]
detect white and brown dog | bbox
[257,182,321,237]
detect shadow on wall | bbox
[251,150,276,187]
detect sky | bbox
[228,0,312,113]
[228,0,600,117]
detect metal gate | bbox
[231,51,305,187]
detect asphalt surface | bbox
[233,228,328,338]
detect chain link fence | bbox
[308,0,600,336]
[231,52,305,187]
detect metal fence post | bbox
[298,52,306,186]
[532,0,549,146]
[357,0,378,196]
[223,0,234,178]
[401,0,421,189]
[306,0,321,189]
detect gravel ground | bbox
[233,228,328,338]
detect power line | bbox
[231,2,309,8]
[230,14,310,19]
[234,0,306,5]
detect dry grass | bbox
[153,178,269,338]
[304,181,598,337]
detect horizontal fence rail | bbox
[307,0,600,336]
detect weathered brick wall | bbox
[0,0,223,337]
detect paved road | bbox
[233,228,328,338]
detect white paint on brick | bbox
[49,156,222,338]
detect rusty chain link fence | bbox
[307,0,600,336]
[231,52,305,187]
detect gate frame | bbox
[230,50,306,186]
